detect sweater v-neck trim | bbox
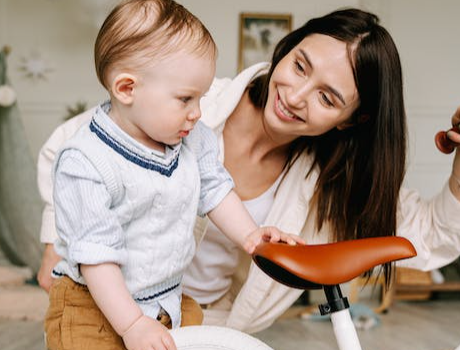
[90,102,181,176]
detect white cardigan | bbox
[38,63,460,333]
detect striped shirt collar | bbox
[89,101,181,176]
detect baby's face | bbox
[117,48,216,151]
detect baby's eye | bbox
[180,96,192,103]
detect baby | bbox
[44,1,303,350]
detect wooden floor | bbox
[255,300,460,350]
[1,300,459,350]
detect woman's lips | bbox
[275,94,304,122]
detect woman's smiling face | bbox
[264,34,361,142]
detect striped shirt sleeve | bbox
[53,149,127,269]
[191,121,234,216]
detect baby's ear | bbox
[111,73,136,105]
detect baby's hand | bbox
[243,226,306,254]
[122,315,176,350]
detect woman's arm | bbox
[37,110,93,243]
[36,111,93,292]
[393,106,460,271]
[37,244,61,292]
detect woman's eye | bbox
[180,96,192,103]
[294,60,305,73]
[320,92,333,107]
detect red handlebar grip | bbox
[435,128,457,154]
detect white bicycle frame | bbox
[323,282,460,350]
[318,284,362,350]
[331,309,362,350]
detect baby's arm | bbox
[191,123,303,251]
[36,128,63,291]
[208,191,305,254]
[80,263,176,350]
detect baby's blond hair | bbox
[95,0,216,89]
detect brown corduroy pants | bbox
[45,276,203,350]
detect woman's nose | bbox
[286,83,309,109]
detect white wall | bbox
[0,0,116,157]
[388,0,460,197]
[178,0,361,77]
[1,0,459,198]
[361,0,460,198]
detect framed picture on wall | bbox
[238,13,292,72]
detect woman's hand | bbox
[243,226,306,254]
[448,106,460,199]
[37,243,61,292]
[446,106,460,146]
[122,315,177,350]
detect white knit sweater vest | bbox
[53,118,201,297]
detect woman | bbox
[37,8,460,333]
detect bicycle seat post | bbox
[320,284,362,350]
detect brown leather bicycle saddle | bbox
[252,236,416,289]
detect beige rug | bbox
[0,265,48,321]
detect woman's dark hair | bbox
[249,8,407,286]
